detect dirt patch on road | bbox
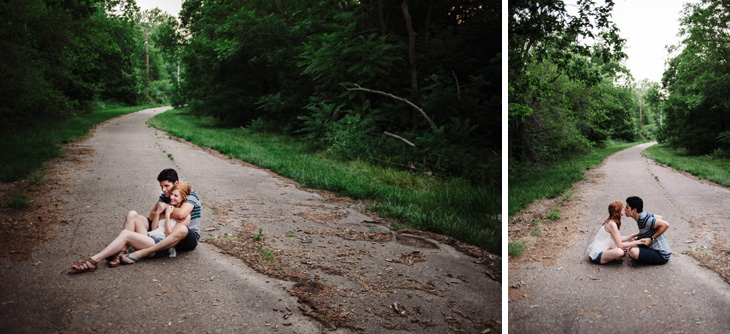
[508,169,606,268]
[207,217,499,332]
[689,235,730,285]
[0,144,94,262]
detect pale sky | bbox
[611,0,699,83]
[136,0,182,16]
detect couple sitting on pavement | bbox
[587,196,672,266]
[71,169,201,272]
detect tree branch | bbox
[383,131,416,147]
[346,84,435,127]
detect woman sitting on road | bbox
[587,200,649,265]
[71,183,191,272]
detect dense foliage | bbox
[661,0,730,157]
[509,0,643,166]
[0,0,174,132]
[157,0,499,186]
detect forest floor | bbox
[0,107,500,333]
[509,142,730,333]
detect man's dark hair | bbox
[626,196,643,213]
[157,168,179,183]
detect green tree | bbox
[661,0,730,155]
[0,0,157,132]
[509,0,631,165]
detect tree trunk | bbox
[378,0,387,36]
[425,0,434,45]
[402,0,418,128]
[402,0,418,98]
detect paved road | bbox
[0,107,499,333]
[509,142,730,333]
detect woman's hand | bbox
[156,202,167,214]
[164,204,174,217]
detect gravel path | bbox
[509,142,730,333]
[0,107,499,333]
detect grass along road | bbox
[642,143,730,188]
[509,140,644,216]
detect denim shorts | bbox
[148,233,164,244]
[590,252,603,265]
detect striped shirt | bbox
[636,212,671,259]
[158,190,201,237]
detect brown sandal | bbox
[71,257,98,272]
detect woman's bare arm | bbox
[607,221,647,249]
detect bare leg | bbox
[88,230,156,263]
[629,247,640,260]
[126,224,188,261]
[599,248,625,264]
[123,211,150,234]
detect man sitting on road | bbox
[121,168,201,263]
[625,196,671,266]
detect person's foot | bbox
[71,257,98,272]
[126,249,145,263]
[107,249,128,267]
[119,253,141,265]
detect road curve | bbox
[0,107,499,333]
[510,142,730,333]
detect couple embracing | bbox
[588,196,671,266]
[71,169,201,272]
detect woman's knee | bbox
[629,247,640,259]
[126,211,139,220]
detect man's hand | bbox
[638,238,651,246]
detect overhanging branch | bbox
[345,84,435,127]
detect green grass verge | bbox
[509,141,643,216]
[642,143,730,188]
[0,104,164,182]
[148,109,500,252]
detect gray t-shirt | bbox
[636,212,671,259]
